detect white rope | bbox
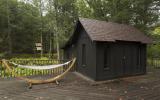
[9,60,71,70]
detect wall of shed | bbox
[96,41,146,81]
[63,26,97,80]
[76,29,96,80]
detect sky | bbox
[18,0,48,16]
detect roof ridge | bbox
[79,17,140,29]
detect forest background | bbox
[0,0,159,59]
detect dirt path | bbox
[0,68,160,100]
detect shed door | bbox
[112,44,124,77]
[123,44,138,75]
[113,42,139,77]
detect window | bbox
[137,46,141,67]
[82,44,86,66]
[104,45,110,70]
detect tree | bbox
[75,0,93,18]
[31,0,46,57]
[0,0,41,54]
[0,0,159,58]
[84,0,160,32]
[44,0,78,59]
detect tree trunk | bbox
[6,0,12,55]
[56,32,60,60]
[40,0,43,58]
[48,0,54,59]
[49,29,52,58]
[55,0,60,60]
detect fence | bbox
[147,58,160,68]
[0,59,76,78]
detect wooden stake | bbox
[56,80,59,85]
[28,83,32,89]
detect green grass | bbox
[147,58,160,68]
[0,64,63,78]
[0,55,63,78]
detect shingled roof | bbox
[64,18,152,48]
[80,18,152,43]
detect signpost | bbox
[35,43,43,57]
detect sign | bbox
[35,43,43,51]
[36,47,42,51]
[35,43,42,47]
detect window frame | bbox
[82,44,86,67]
[104,45,110,70]
[137,45,141,68]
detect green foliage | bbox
[53,0,78,47]
[85,0,160,32]
[0,58,61,77]
[0,0,40,54]
[148,26,160,58]
[148,44,160,58]
[154,27,160,35]
[75,0,93,18]
[0,0,159,58]
[10,57,49,60]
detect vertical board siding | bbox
[64,24,96,80]
[76,28,96,80]
[96,42,147,81]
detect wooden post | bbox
[56,80,59,85]
[28,83,32,89]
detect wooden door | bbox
[112,42,138,77]
[123,44,137,75]
[112,44,124,77]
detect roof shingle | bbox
[79,18,152,43]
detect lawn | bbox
[0,55,65,78]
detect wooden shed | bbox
[63,18,152,81]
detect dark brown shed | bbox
[63,18,152,81]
